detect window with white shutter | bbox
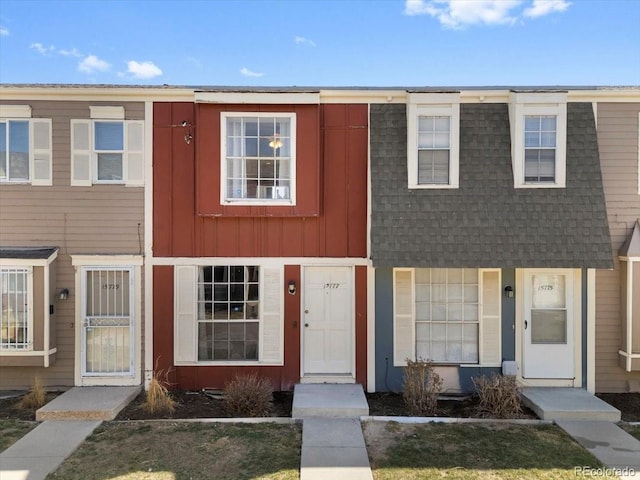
[0,106,52,186]
[70,108,144,187]
[175,263,283,365]
[393,267,501,366]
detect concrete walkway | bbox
[0,386,139,480]
[294,384,373,480]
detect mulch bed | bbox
[596,393,640,422]
[0,392,62,421]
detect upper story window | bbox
[220,113,296,205]
[71,106,144,187]
[510,93,567,188]
[407,93,460,189]
[0,105,52,186]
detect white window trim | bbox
[509,93,567,189]
[407,93,460,190]
[175,261,284,367]
[637,112,639,195]
[0,116,52,186]
[0,266,34,351]
[393,267,501,367]
[220,112,297,206]
[93,119,126,185]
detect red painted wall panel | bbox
[153,266,174,374]
[153,103,368,259]
[355,265,368,386]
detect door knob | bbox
[524,320,528,330]
[304,309,309,314]
[305,323,309,327]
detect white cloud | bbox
[185,56,203,69]
[404,0,570,28]
[59,47,82,58]
[127,60,162,79]
[78,55,110,74]
[294,36,316,47]
[0,26,9,36]
[524,0,570,18]
[30,42,56,55]
[240,67,264,78]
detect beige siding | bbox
[595,102,640,392]
[0,100,146,389]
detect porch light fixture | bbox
[58,288,70,300]
[504,285,514,298]
[182,120,193,145]
[288,280,296,295]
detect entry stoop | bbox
[36,386,141,421]
[521,387,621,422]
[293,384,369,418]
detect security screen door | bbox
[81,267,134,377]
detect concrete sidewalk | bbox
[557,421,640,479]
[0,386,139,480]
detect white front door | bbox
[522,270,574,379]
[303,266,353,376]
[81,267,135,378]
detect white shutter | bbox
[71,120,92,186]
[480,269,501,366]
[174,265,197,364]
[394,269,415,366]
[125,120,144,186]
[31,119,52,186]
[261,266,283,364]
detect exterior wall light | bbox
[288,280,296,295]
[504,285,514,298]
[59,288,70,300]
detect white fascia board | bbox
[0,104,32,118]
[195,92,320,104]
[408,92,461,105]
[0,250,58,267]
[320,90,408,104]
[0,86,195,102]
[71,254,144,266]
[510,91,568,104]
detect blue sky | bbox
[0,0,638,87]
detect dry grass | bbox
[402,359,443,416]
[223,372,274,417]
[19,376,46,410]
[472,373,523,418]
[143,369,175,414]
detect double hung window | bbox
[407,94,460,189]
[197,266,260,361]
[221,113,295,204]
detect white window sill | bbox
[408,184,459,190]
[175,360,284,367]
[514,183,566,189]
[222,200,295,207]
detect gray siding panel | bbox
[370,103,612,268]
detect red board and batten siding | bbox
[153,103,368,258]
[152,102,369,390]
[152,264,368,391]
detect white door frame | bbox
[300,265,356,383]
[515,268,582,387]
[72,255,143,386]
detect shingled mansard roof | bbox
[370,102,613,269]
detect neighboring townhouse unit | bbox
[0,86,160,389]
[595,94,640,392]
[370,89,617,394]
[151,90,369,391]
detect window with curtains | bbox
[197,266,260,361]
[221,113,295,204]
[0,268,30,349]
[524,115,557,183]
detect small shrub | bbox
[223,373,273,417]
[472,372,523,418]
[143,369,175,414]
[402,358,443,416]
[19,376,46,410]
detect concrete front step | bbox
[293,383,369,419]
[36,386,141,421]
[521,387,621,422]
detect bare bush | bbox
[19,376,46,410]
[223,373,273,417]
[402,358,443,416]
[143,368,176,414]
[472,373,523,418]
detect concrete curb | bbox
[110,417,299,424]
[362,415,553,425]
